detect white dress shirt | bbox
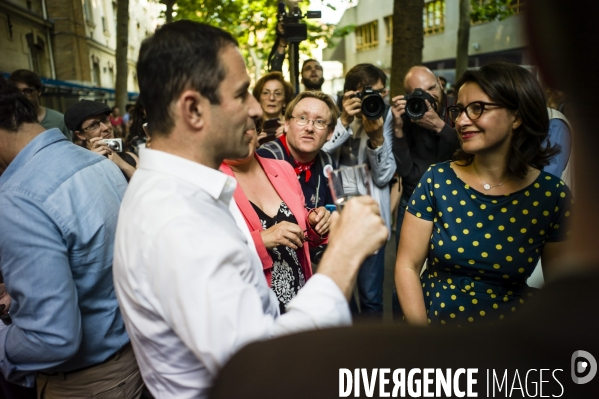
[113,148,351,399]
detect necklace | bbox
[473,163,512,190]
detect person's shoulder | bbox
[256,139,285,160]
[258,155,296,177]
[44,107,65,118]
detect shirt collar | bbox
[0,128,66,185]
[137,147,237,204]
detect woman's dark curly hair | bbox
[452,62,559,179]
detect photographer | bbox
[65,100,138,181]
[321,63,397,319]
[390,66,460,249]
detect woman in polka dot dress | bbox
[394,62,573,326]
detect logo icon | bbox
[571,350,597,384]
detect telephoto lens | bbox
[357,86,386,120]
[404,88,436,120]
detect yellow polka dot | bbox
[506,256,513,261]
[472,299,478,304]
[444,254,451,259]
[463,229,469,234]
[543,211,549,216]
[412,200,416,205]
[520,228,527,233]
[565,211,571,217]
[456,218,462,223]
[468,260,475,265]
[468,317,474,322]
[532,219,538,224]
[464,184,470,189]
[503,274,510,279]
[471,194,476,199]
[488,215,494,220]
[512,200,518,205]
[438,240,444,246]
[500,315,505,320]
[442,195,447,200]
[446,180,451,185]
[427,207,433,212]
[473,241,479,246]
[418,183,422,187]
[438,168,444,173]
[427,178,432,183]
[420,195,426,200]
[501,207,507,213]
[518,268,525,273]
[545,175,551,180]
[507,236,514,242]
[482,252,488,258]
[523,209,529,215]
[459,306,465,311]
[430,244,435,249]
[528,238,534,244]
[477,222,483,228]
[545,191,552,197]
[450,313,456,318]
[460,200,466,205]
[451,295,457,300]
[416,212,422,218]
[510,217,516,223]
[533,201,539,206]
[444,223,449,228]
[429,191,434,197]
[519,247,525,253]
[493,264,500,269]
[452,190,458,195]
[512,307,517,312]
[491,199,498,204]
[525,191,530,196]
[496,244,502,250]
[484,234,491,239]
[528,257,534,263]
[498,225,505,231]
[540,230,545,235]
[458,247,464,253]
[480,204,487,210]
[486,289,493,294]
[493,303,499,309]
[436,292,440,297]
[520,299,525,304]
[451,236,457,241]
[447,207,453,212]
[467,211,474,217]
[554,206,559,212]
[480,310,486,316]
[440,302,446,308]
[434,183,440,188]
[534,183,540,188]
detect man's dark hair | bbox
[0,76,38,132]
[453,61,558,179]
[301,59,320,72]
[8,69,43,91]
[343,63,387,92]
[137,20,238,136]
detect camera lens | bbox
[361,94,386,120]
[405,98,427,119]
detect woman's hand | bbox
[308,207,331,236]
[88,137,112,157]
[260,221,304,250]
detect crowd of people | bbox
[0,4,588,397]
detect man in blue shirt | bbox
[0,78,143,398]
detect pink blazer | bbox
[221,155,323,287]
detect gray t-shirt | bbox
[41,107,72,141]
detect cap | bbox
[64,100,112,131]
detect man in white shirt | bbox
[113,20,388,399]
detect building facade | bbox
[0,0,163,111]
[324,0,527,85]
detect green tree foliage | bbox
[470,0,515,24]
[170,0,336,76]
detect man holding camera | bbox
[322,63,397,319]
[390,66,460,248]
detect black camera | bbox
[404,88,437,120]
[356,86,386,120]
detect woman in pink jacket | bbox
[221,128,331,314]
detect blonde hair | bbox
[284,91,340,128]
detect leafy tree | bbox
[391,0,424,97]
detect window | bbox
[423,0,445,36]
[384,16,393,44]
[507,0,525,14]
[83,0,94,22]
[355,20,379,51]
[26,34,45,75]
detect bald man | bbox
[390,66,460,252]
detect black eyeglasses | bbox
[447,101,504,122]
[82,116,111,132]
[20,88,37,96]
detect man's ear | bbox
[326,127,334,141]
[177,90,206,131]
[284,119,291,133]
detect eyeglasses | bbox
[20,88,37,96]
[261,90,284,99]
[447,101,504,122]
[82,116,111,132]
[291,115,332,130]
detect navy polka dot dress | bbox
[406,161,573,326]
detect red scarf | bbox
[280,135,315,182]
